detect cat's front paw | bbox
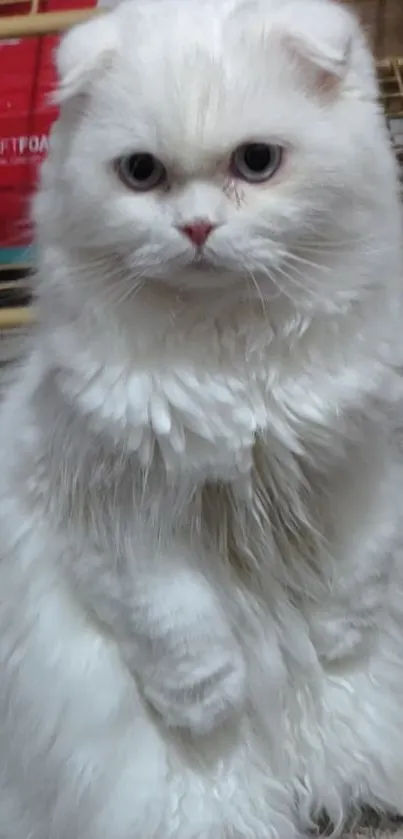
[142,645,247,736]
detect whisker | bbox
[245,269,270,320]
[278,260,322,291]
[285,253,331,274]
[101,274,147,311]
[270,263,319,302]
[250,261,300,305]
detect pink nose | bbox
[180,221,215,247]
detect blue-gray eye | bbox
[231,143,283,182]
[116,153,166,191]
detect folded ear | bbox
[273,0,375,97]
[55,12,120,102]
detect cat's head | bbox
[34,0,399,315]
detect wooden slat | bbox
[0,308,32,329]
[378,58,403,116]
[0,6,98,37]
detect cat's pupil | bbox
[129,153,156,181]
[243,144,272,172]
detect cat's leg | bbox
[0,526,297,839]
[0,546,170,839]
[133,566,247,735]
[298,634,403,830]
[296,446,403,826]
[67,537,247,736]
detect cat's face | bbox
[39,0,395,310]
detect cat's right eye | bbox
[115,153,166,191]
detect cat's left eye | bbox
[231,143,283,183]
[115,153,166,191]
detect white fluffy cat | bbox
[0,0,402,837]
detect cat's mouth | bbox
[189,250,220,272]
[174,251,246,292]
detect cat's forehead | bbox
[117,0,284,76]
[61,0,374,164]
[88,0,302,163]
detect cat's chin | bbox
[164,256,247,293]
[185,262,235,283]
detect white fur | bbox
[0,0,403,837]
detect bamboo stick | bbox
[0,264,31,272]
[378,57,403,68]
[0,308,33,329]
[0,7,99,38]
[0,281,26,291]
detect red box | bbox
[0,0,96,264]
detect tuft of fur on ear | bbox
[55,12,120,103]
[274,0,373,96]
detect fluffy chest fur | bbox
[57,351,266,479]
